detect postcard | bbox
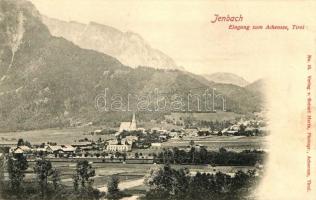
[0,0,315,200]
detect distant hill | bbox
[245,79,265,92]
[245,79,266,102]
[42,16,182,70]
[0,0,262,132]
[203,72,249,87]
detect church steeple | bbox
[130,113,136,130]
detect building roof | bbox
[108,139,118,145]
[47,145,62,152]
[151,143,162,147]
[94,129,102,133]
[14,148,24,154]
[36,148,47,152]
[19,145,31,151]
[126,136,138,140]
[61,145,76,152]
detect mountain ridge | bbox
[203,72,249,87]
[41,16,182,70]
[0,0,262,132]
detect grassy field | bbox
[162,136,267,152]
[23,162,256,190]
[0,126,115,145]
[0,126,267,154]
[166,111,243,122]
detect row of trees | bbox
[0,154,122,200]
[154,147,265,166]
[195,120,233,130]
[144,164,258,200]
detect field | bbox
[0,127,267,155]
[162,135,267,152]
[22,162,256,193]
[165,111,243,122]
[0,126,115,145]
[1,121,266,195]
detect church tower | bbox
[130,113,137,130]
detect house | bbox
[151,143,162,149]
[137,128,146,133]
[224,130,238,135]
[35,148,47,153]
[169,132,179,138]
[186,144,205,152]
[107,139,118,145]
[71,141,93,150]
[185,128,198,137]
[46,145,62,154]
[93,129,102,134]
[159,135,167,141]
[124,136,138,144]
[197,128,211,136]
[126,135,138,141]
[10,146,32,155]
[151,127,161,132]
[13,148,24,154]
[61,145,76,153]
[106,144,131,152]
[121,138,131,145]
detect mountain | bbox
[203,72,249,87]
[41,16,181,70]
[245,79,265,92]
[245,79,266,101]
[0,0,261,132]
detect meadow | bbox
[0,126,114,145]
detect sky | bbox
[30,0,315,82]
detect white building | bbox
[119,113,137,132]
[151,143,162,149]
[107,139,119,145]
[106,144,131,152]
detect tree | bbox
[189,147,196,164]
[52,168,61,190]
[219,147,227,154]
[73,160,95,190]
[239,124,246,135]
[115,151,121,158]
[34,159,53,198]
[17,138,31,147]
[122,153,127,161]
[143,165,259,200]
[7,154,28,196]
[0,154,6,199]
[73,173,79,192]
[17,138,24,146]
[107,176,120,199]
[135,152,139,158]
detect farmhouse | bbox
[61,145,76,153]
[10,145,32,154]
[46,145,62,153]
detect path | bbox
[98,178,144,192]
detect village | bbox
[5,113,267,163]
[0,112,267,199]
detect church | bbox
[119,113,137,132]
